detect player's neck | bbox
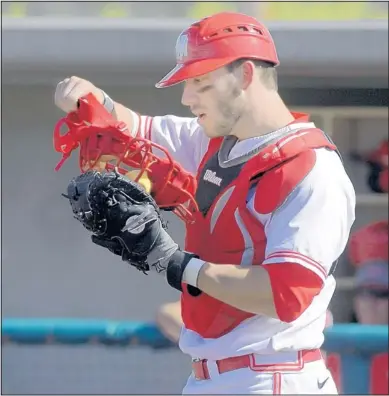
[231,92,295,141]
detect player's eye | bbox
[197,84,213,93]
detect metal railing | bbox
[2,319,388,394]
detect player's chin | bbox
[203,129,218,139]
[202,122,226,139]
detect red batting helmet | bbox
[155,12,279,89]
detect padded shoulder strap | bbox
[197,137,223,177]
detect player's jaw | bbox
[200,96,244,139]
[182,70,245,138]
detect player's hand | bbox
[54,76,105,113]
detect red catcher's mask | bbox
[53,93,198,223]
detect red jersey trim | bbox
[264,251,327,280]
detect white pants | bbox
[182,358,338,394]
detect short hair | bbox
[226,58,278,91]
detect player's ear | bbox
[239,60,255,90]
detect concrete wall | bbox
[3,19,388,89]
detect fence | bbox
[2,319,388,394]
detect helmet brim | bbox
[155,57,237,89]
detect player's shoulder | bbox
[153,114,200,131]
[253,147,352,214]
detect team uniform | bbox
[131,111,356,394]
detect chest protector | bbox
[181,127,339,339]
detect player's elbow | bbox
[155,300,183,344]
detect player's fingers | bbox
[54,79,68,105]
[57,77,85,113]
[65,83,91,109]
[55,77,79,112]
[62,76,81,98]
[55,76,102,113]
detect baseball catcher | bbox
[54,11,357,395]
[63,168,200,293]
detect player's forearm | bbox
[192,262,278,318]
[112,101,136,133]
[168,253,325,323]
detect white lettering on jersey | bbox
[203,170,222,186]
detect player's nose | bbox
[181,83,197,108]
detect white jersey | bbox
[132,111,356,360]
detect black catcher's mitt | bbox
[63,170,179,274]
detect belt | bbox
[192,349,323,381]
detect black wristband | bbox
[166,250,201,294]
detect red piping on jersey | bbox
[265,251,327,280]
[273,372,282,394]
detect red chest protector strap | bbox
[241,128,338,182]
[197,137,224,179]
[199,129,338,184]
[196,129,340,235]
[198,129,339,201]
